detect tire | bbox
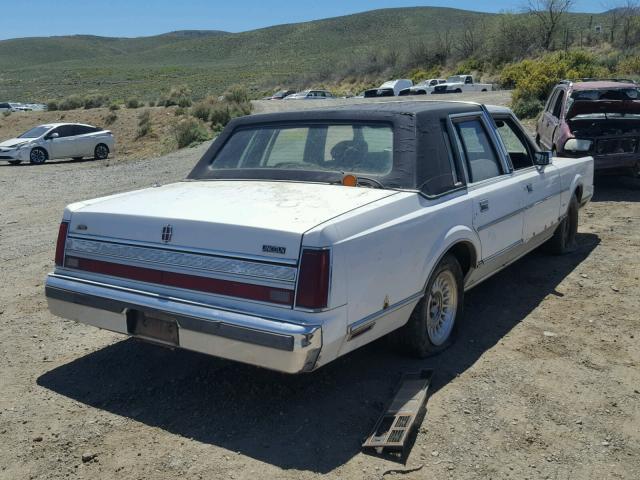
[455,88,462,93]
[8,159,22,165]
[393,254,464,357]
[547,194,579,254]
[72,157,83,161]
[29,147,48,165]
[94,143,109,160]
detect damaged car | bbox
[536,79,640,176]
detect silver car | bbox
[284,90,335,100]
[0,123,114,165]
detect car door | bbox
[47,125,77,158]
[450,113,525,262]
[73,125,95,156]
[538,87,565,150]
[494,114,561,242]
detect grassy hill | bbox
[0,7,605,102]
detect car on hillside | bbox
[536,79,640,176]
[284,90,335,100]
[45,101,593,374]
[399,78,447,96]
[432,75,492,94]
[0,123,113,165]
[364,79,413,97]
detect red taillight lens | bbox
[295,249,330,310]
[54,221,69,266]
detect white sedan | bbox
[0,123,114,165]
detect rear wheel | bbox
[454,88,462,93]
[94,144,109,160]
[29,147,48,165]
[393,254,464,357]
[548,194,578,254]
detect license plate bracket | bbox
[126,309,179,347]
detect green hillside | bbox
[0,7,607,102]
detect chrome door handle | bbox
[526,183,533,193]
[479,200,489,212]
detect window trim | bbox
[492,113,537,172]
[447,112,510,185]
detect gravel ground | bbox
[1,102,639,480]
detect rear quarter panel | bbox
[303,190,480,357]
[552,155,594,210]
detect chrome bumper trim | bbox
[45,273,322,373]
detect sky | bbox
[0,0,612,40]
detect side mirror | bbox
[48,132,59,139]
[534,151,552,166]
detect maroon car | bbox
[536,79,640,176]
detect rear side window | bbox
[74,125,99,135]
[453,118,502,183]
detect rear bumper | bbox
[45,273,322,374]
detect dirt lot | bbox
[1,102,639,479]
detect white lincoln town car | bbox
[45,102,594,373]
[0,123,113,165]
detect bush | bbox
[147,99,156,107]
[191,101,211,121]
[511,94,544,119]
[223,84,249,103]
[104,111,117,125]
[136,109,152,138]
[501,50,609,103]
[126,98,140,109]
[618,56,640,75]
[2,110,11,118]
[174,106,186,116]
[109,103,120,111]
[84,95,107,109]
[172,117,209,148]
[46,101,58,111]
[162,85,192,107]
[58,95,84,111]
[210,101,251,132]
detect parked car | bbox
[399,79,447,96]
[432,75,492,94]
[0,123,113,165]
[268,89,296,100]
[536,79,640,176]
[45,101,593,374]
[364,79,413,98]
[0,102,12,112]
[284,90,334,100]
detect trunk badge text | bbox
[262,245,287,255]
[161,225,173,243]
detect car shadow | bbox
[0,157,101,167]
[592,174,640,202]
[37,233,600,474]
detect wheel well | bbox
[32,146,49,157]
[447,242,477,278]
[574,184,583,202]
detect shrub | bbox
[136,109,152,138]
[109,103,120,111]
[511,94,544,119]
[126,98,140,109]
[223,84,249,104]
[147,99,156,107]
[501,50,609,103]
[58,95,84,110]
[104,111,117,126]
[2,110,11,117]
[162,85,192,107]
[191,101,211,122]
[174,106,186,116]
[46,101,58,111]
[618,56,640,75]
[84,95,107,109]
[172,117,209,148]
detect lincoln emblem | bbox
[161,225,173,243]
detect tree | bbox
[525,0,574,50]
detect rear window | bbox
[211,123,393,176]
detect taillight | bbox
[54,221,69,266]
[295,249,330,310]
